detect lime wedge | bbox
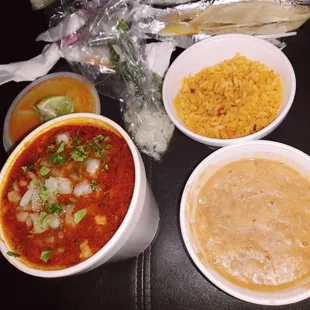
[35,96,74,122]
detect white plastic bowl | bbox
[163,34,296,148]
[3,72,101,152]
[0,113,159,277]
[180,141,310,305]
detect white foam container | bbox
[0,113,159,277]
[180,141,310,305]
[3,72,101,153]
[163,34,296,148]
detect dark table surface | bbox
[1,1,310,310]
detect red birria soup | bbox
[0,124,135,270]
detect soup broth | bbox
[190,159,310,291]
[0,124,134,269]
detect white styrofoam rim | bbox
[0,113,143,278]
[180,141,310,305]
[163,34,296,147]
[3,72,101,153]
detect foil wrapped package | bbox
[131,0,310,48]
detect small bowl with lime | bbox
[3,72,101,152]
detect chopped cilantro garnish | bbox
[86,135,111,158]
[40,165,50,176]
[73,208,87,224]
[7,251,20,257]
[70,146,88,162]
[57,141,65,153]
[21,163,33,174]
[75,136,81,146]
[38,211,48,229]
[47,204,62,214]
[90,180,99,191]
[34,179,41,187]
[104,144,111,151]
[103,164,109,171]
[39,186,48,202]
[49,153,65,166]
[40,250,53,263]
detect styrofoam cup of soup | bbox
[3,72,101,152]
[0,113,159,277]
[180,141,310,305]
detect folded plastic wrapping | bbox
[60,0,175,160]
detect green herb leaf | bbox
[103,164,109,171]
[7,251,20,257]
[47,204,62,214]
[21,163,33,174]
[75,136,81,146]
[40,165,51,176]
[90,180,99,192]
[49,153,65,166]
[39,186,48,202]
[57,141,65,153]
[117,20,129,35]
[34,179,41,187]
[73,208,87,224]
[69,197,77,203]
[40,250,53,263]
[70,146,88,162]
[38,211,48,229]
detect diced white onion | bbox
[20,189,34,209]
[8,191,21,204]
[45,177,72,195]
[13,181,19,192]
[16,212,29,223]
[58,178,73,194]
[85,158,100,176]
[31,189,42,212]
[29,179,40,189]
[27,171,37,180]
[46,214,62,229]
[56,133,70,145]
[44,236,55,244]
[30,213,49,234]
[19,180,27,187]
[73,180,92,197]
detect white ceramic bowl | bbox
[0,113,159,277]
[163,34,296,148]
[180,141,310,305]
[3,72,101,152]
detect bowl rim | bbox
[163,34,296,147]
[0,113,143,278]
[3,72,101,153]
[180,140,310,305]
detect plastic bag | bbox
[61,0,175,160]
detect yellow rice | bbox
[174,53,283,139]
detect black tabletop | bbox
[1,2,310,310]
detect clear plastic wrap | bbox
[61,0,175,160]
